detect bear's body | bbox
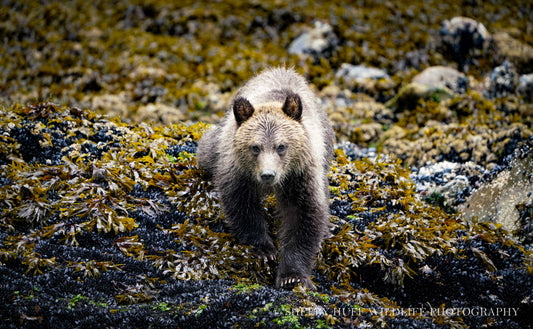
[197,67,334,289]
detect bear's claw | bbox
[276,274,315,291]
[261,254,276,262]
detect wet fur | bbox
[197,67,334,289]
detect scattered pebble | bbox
[518,73,533,98]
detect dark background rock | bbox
[518,73,533,99]
[487,61,518,98]
[492,32,533,75]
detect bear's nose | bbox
[260,170,276,183]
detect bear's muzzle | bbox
[260,169,276,184]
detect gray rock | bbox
[487,60,518,98]
[493,32,533,74]
[386,66,469,112]
[336,141,378,161]
[335,63,390,83]
[385,83,454,112]
[411,161,487,209]
[460,148,533,235]
[412,66,469,94]
[518,73,533,98]
[440,16,491,71]
[288,21,339,59]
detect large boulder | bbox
[440,16,491,71]
[385,83,454,112]
[335,63,390,83]
[335,63,394,98]
[493,32,533,75]
[386,66,468,112]
[288,21,339,59]
[460,142,533,237]
[412,66,469,94]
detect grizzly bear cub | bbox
[197,67,334,289]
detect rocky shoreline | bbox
[1,1,532,328]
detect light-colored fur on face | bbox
[233,102,311,186]
[232,67,334,168]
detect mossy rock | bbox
[385,83,454,112]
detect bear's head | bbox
[233,93,310,186]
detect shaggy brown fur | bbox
[197,67,334,289]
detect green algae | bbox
[232,283,263,294]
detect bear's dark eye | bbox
[250,145,261,155]
[276,144,287,155]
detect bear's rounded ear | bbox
[282,93,302,121]
[233,97,255,125]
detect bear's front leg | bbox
[218,174,277,260]
[276,175,329,290]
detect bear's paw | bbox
[251,242,277,262]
